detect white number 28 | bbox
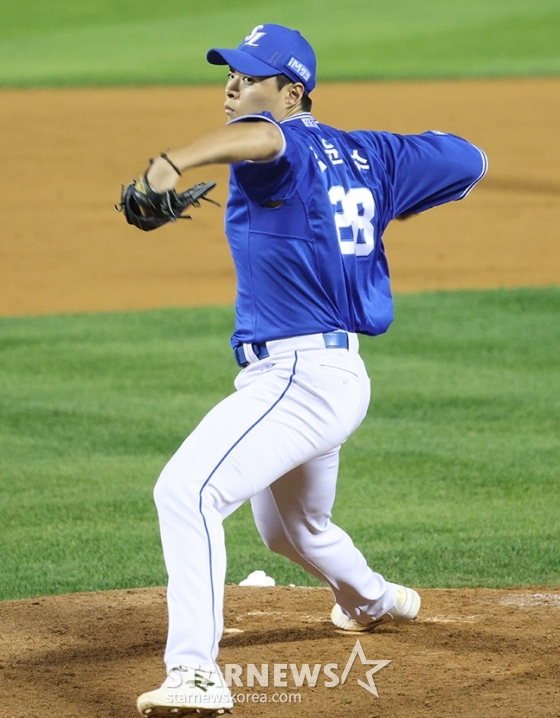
[328,186,375,256]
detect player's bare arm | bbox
[147,70,304,193]
[146,120,284,193]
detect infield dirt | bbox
[1,78,559,316]
[0,79,559,718]
[1,586,559,718]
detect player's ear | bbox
[285,82,305,109]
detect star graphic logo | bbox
[340,639,392,697]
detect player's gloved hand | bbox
[116,169,219,232]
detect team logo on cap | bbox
[244,25,266,47]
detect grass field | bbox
[1,289,559,600]
[0,0,559,86]
[1,0,558,602]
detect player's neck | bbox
[277,104,307,122]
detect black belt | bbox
[233,331,349,368]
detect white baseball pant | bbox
[153,332,397,671]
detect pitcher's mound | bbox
[1,585,559,717]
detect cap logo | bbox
[287,56,311,82]
[244,25,266,47]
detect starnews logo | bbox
[224,639,391,698]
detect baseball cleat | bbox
[331,583,421,632]
[137,666,233,717]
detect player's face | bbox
[224,69,286,121]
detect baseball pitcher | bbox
[119,24,487,717]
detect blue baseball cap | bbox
[207,24,316,94]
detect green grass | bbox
[0,307,237,598]
[0,0,558,86]
[1,288,559,600]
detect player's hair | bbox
[275,74,312,112]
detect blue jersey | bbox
[226,112,487,347]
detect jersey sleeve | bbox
[228,112,304,205]
[351,129,488,219]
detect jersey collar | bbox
[280,112,317,126]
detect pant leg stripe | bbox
[198,352,299,661]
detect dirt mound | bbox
[1,586,559,718]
